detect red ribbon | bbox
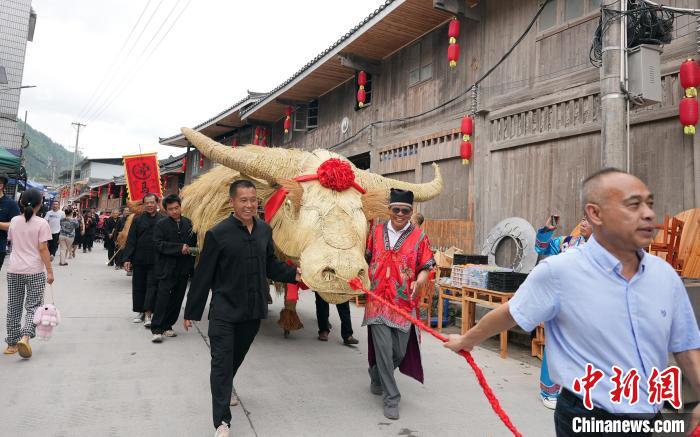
[347,277,522,437]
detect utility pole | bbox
[600,0,627,169]
[69,122,85,205]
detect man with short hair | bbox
[364,188,435,420]
[45,201,64,261]
[184,180,299,437]
[0,175,20,270]
[103,209,120,266]
[123,194,161,327]
[83,208,97,252]
[446,168,700,437]
[150,194,197,343]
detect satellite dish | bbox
[341,117,350,134]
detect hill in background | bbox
[16,120,82,184]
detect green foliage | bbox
[16,120,82,184]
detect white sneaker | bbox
[143,314,152,328]
[541,395,557,410]
[163,330,177,337]
[151,334,163,343]
[230,393,239,406]
[132,313,144,323]
[214,422,230,437]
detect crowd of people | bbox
[2,168,699,437]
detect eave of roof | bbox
[240,0,452,123]
[159,94,264,147]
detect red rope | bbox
[348,278,522,437]
[690,425,700,437]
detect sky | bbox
[19,0,387,160]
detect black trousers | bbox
[105,240,115,265]
[150,274,189,334]
[132,264,158,313]
[49,233,59,256]
[315,292,353,340]
[83,232,94,250]
[209,318,260,429]
[554,389,659,437]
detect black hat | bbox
[389,188,414,207]
[0,174,8,185]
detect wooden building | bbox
[161,0,700,257]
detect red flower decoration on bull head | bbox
[294,158,366,194]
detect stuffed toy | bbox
[32,304,61,340]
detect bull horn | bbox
[355,163,443,202]
[181,128,305,182]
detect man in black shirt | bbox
[0,175,20,270]
[184,180,299,437]
[150,194,197,343]
[103,209,119,266]
[123,194,161,327]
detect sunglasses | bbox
[391,207,412,215]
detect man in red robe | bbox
[363,188,435,420]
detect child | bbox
[3,189,54,358]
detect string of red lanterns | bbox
[253,127,261,145]
[679,59,700,135]
[357,71,367,108]
[199,151,204,169]
[284,106,293,134]
[447,17,460,69]
[460,116,473,165]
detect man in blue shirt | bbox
[0,175,20,270]
[446,168,700,436]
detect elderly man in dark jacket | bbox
[123,194,161,327]
[150,194,197,343]
[183,180,300,437]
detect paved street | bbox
[0,247,554,437]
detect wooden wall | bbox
[269,0,699,251]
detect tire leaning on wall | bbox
[480,217,538,273]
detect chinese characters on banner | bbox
[123,153,161,202]
[573,364,682,410]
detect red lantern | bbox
[261,128,268,147]
[253,127,261,145]
[119,186,124,198]
[98,186,102,197]
[679,97,698,135]
[447,17,460,68]
[460,116,474,166]
[284,106,293,134]
[199,152,205,169]
[107,184,112,198]
[232,138,239,148]
[460,141,472,165]
[680,59,700,97]
[357,70,367,108]
[180,158,186,172]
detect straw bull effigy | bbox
[178,128,444,332]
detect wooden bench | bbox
[531,323,545,360]
[461,286,515,359]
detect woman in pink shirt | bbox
[3,189,54,358]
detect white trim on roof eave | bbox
[240,0,406,121]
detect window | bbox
[355,71,372,110]
[538,0,600,31]
[408,39,433,86]
[292,100,318,132]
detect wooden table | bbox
[438,283,515,359]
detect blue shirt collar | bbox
[585,234,647,275]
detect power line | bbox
[82,0,166,120]
[329,0,553,151]
[78,0,153,119]
[87,0,192,124]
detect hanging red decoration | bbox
[261,128,268,147]
[357,70,367,108]
[232,137,239,148]
[680,59,700,97]
[447,17,460,69]
[199,152,205,169]
[119,186,124,198]
[460,116,474,165]
[162,177,167,193]
[284,106,293,134]
[180,157,187,172]
[253,127,261,145]
[107,184,112,198]
[98,186,102,197]
[679,97,698,135]
[460,141,473,164]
